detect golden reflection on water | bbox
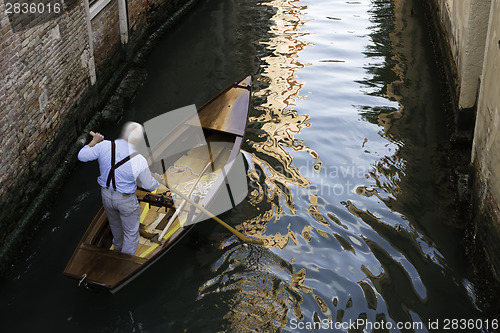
[208,0,323,328]
[261,223,299,249]
[307,194,330,226]
[197,241,315,331]
[243,0,321,241]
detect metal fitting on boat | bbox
[78,274,87,287]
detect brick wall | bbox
[91,0,120,70]
[0,0,93,245]
[128,0,148,35]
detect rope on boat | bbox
[166,164,217,198]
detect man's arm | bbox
[137,168,160,192]
[135,156,161,192]
[78,132,105,162]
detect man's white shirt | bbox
[78,139,159,193]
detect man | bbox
[78,122,160,255]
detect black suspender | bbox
[106,141,139,190]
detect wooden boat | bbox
[64,76,252,292]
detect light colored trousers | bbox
[101,187,141,255]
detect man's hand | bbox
[89,132,104,147]
[152,172,165,185]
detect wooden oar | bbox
[167,185,264,245]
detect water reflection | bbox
[197,239,311,331]
[194,0,331,328]
[350,0,479,328]
[230,0,324,246]
[244,0,319,227]
[356,0,403,140]
[356,0,407,210]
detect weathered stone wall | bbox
[0,0,199,267]
[91,1,120,68]
[471,0,500,281]
[432,0,491,133]
[0,0,94,247]
[430,0,500,282]
[90,0,121,89]
[128,0,148,34]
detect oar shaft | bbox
[168,186,264,245]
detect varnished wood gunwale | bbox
[196,76,251,137]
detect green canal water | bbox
[0,0,489,331]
